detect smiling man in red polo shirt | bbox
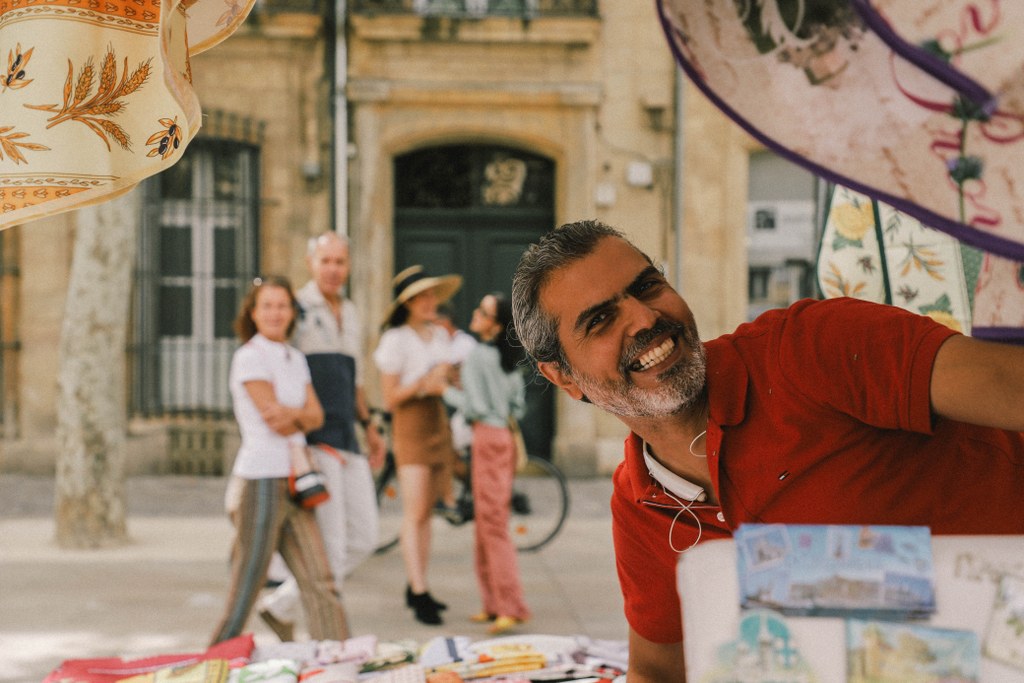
[511,220,1024,683]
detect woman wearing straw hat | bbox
[373,265,463,625]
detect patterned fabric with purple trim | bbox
[818,184,975,334]
[819,184,1024,342]
[0,0,254,229]
[657,0,1024,262]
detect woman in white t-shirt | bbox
[374,265,462,625]
[210,276,348,644]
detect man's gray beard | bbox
[568,330,708,419]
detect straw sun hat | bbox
[383,265,462,324]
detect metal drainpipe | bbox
[333,0,349,236]
[673,67,686,292]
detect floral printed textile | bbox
[41,634,254,683]
[0,0,254,229]
[818,184,976,335]
[818,184,1024,342]
[118,660,230,683]
[657,0,1024,262]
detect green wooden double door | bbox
[394,145,555,458]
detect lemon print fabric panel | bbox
[818,184,973,335]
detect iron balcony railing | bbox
[255,0,324,16]
[350,0,598,18]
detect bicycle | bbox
[371,413,570,554]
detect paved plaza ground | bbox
[0,474,626,683]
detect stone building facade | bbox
[0,0,757,475]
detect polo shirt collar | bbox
[298,280,339,310]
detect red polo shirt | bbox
[612,297,1024,644]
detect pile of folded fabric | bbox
[42,633,627,682]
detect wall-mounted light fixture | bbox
[626,161,654,189]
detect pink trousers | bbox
[471,422,529,620]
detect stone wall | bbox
[0,2,755,476]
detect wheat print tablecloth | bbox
[0,0,253,229]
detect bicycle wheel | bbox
[374,457,401,554]
[510,454,570,552]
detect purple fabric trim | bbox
[850,0,994,111]
[972,327,1024,344]
[655,0,1024,262]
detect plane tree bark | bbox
[54,191,138,548]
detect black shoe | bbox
[407,589,443,625]
[406,585,447,611]
[434,501,465,525]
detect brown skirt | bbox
[391,396,456,467]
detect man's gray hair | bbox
[511,219,633,365]
[307,231,349,257]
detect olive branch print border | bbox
[2,43,50,165]
[3,43,34,92]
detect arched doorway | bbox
[394,143,555,459]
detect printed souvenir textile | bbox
[0,0,255,229]
[426,640,546,680]
[295,662,358,683]
[226,658,300,683]
[818,184,976,334]
[118,660,230,683]
[971,250,1024,341]
[852,1,1024,119]
[984,574,1024,671]
[700,610,819,683]
[252,636,377,670]
[847,619,981,683]
[42,634,254,683]
[819,184,1024,341]
[359,641,418,673]
[657,0,1024,262]
[417,636,473,671]
[251,643,319,669]
[314,635,377,666]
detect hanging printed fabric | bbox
[818,185,976,334]
[851,1,1024,121]
[972,251,1024,342]
[0,0,254,229]
[656,0,1024,263]
[819,184,1024,342]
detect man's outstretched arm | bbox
[627,627,686,683]
[931,335,1024,431]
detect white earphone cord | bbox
[688,429,707,458]
[661,487,703,554]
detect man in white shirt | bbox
[258,232,386,640]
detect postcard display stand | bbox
[677,534,1024,682]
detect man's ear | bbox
[537,361,584,401]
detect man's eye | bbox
[586,311,608,331]
[637,278,662,295]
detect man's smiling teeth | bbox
[632,337,676,371]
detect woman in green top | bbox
[443,292,530,634]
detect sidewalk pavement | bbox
[0,475,626,683]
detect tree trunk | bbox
[54,190,139,548]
